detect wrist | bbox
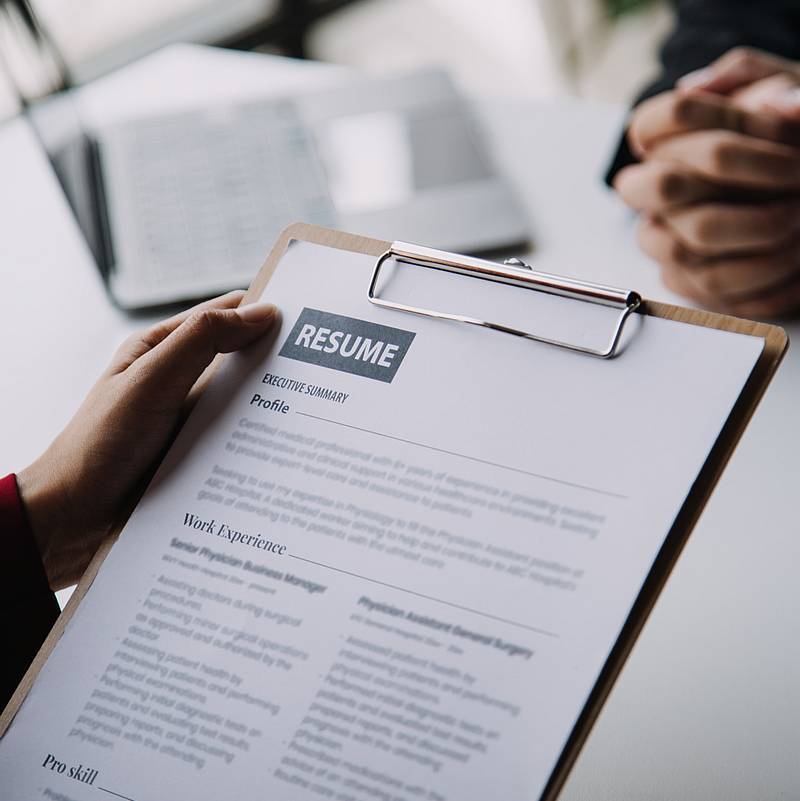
[17,454,72,588]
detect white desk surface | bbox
[1,44,798,800]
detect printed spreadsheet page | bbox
[0,240,763,801]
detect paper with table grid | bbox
[0,240,763,801]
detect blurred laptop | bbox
[50,69,529,309]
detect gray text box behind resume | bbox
[278,307,416,383]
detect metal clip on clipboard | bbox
[368,242,642,359]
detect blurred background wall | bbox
[0,0,674,117]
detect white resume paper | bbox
[0,240,763,801]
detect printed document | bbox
[0,240,763,800]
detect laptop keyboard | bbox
[100,99,337,284]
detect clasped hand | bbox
[615,47,800,317]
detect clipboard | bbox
[2,222,788,800]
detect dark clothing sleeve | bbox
[1,473,60,713]
[605,0,800,185]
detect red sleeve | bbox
[0,474,60,711]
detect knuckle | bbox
[724,104,747,135]
[636,218,695,270]
[112,330,152,366]
[707,135,738,174]
[669,238,691,268]
[138,322,169,351]
[184,307,230,357]
[672,94,700,126]
[656,169,687,205]
[117,330,143,355]
[693,265,724,296]
[186,308,221,338]
[121,357,150,391]
[688,209,720,249]
[637,220,684,269]
[725,46,757,68]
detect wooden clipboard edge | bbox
[1,224,788,800]
[541,301,788,801]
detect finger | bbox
[637,217,800,298]
[677,47,794,95]
[766,86,800,121]
[629,91,800,154]
[637,218,710,303]
[721,273,800,318]
[109,290,246,374]
[614,162,721,213]
[731,73,800,114]
[123,301,278,406]
[648,130,800,190]
[661,199,800,256]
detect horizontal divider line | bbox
[289,553,559,638]
[98,787,135,801]
[296,411,626,499]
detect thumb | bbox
[765,86,800,120]
[678,48,786,95]
[127,301,278,406]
